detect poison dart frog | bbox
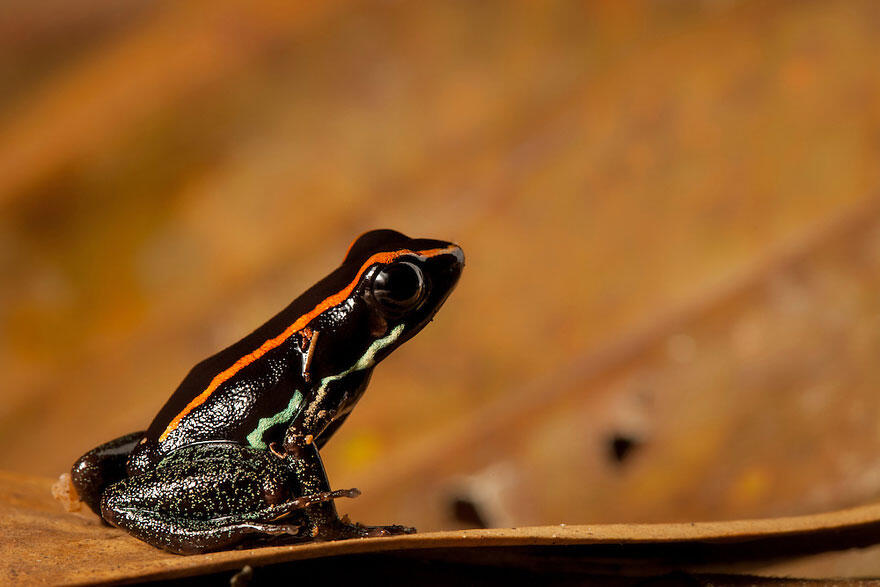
[69,229,464,554]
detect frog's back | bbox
[144,263,354,443]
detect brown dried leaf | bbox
[4,471,880,584]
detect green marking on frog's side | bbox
[319,323,405,385]
[247,391,303,449]
[247,324,405,449]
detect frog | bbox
[100,443,363,554]
[69,229,464,554]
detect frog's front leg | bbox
[100,443,360,554]
[280,414,334,459]
[71,431,145,517]
[281,370,370,457]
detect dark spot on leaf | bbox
[449,496,488,529]
[608,433,641,465]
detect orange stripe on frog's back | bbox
[158,246,455,442]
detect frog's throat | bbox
[246,324,405,449]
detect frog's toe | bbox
[350,522,417,538]
[315,520,416,540]
[362,524,416,537]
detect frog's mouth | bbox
[419,244,465,323]
[379,243,464,355]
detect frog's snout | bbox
[449,245,465,268]
[435,244,464,284]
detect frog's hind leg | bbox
[100,442,369,554]
[71,431,145,517]
[103,486,362,555]
[103,507,306,555]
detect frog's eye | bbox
[370,261,427,314]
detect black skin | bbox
[70,230,464,554]
[101,443,366,555]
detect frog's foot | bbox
[350,523,417,538]
[266,487,361,518]
[312,518,417,541]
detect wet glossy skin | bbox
[70,230,464,554]
[101,444,361,554]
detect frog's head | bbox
[349,228,463,337]
[307,229,464,375]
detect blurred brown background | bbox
[2,0,880,533]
